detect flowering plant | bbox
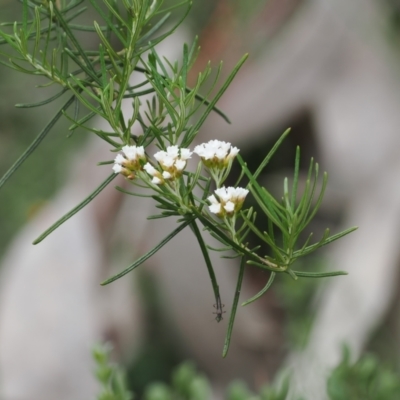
[0,0,355,356]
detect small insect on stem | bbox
[213,297,226,323]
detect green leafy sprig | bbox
[0,0,356,356]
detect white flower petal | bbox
[167,145,179,158]
[136,146,145,158]
[229,146,240,158]
[215,148,227,160]
[209,203,222,214]
[207,195,219,205]
[162,156,175,168]
[152,177,162,185]
[224,201,235,213]
[193,145,206,158]
[180,148,192,160]
[215,187,230,202]
[112,164,123,174]
[154,150,166,163]
[235,187,249,201]
[175,159,186,171]
[122,145,137,160]
[143,163,157,176]
[162,171,172,179]
[114,154,126,164]
[203,149,214,160]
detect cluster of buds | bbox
[112,145,146,179]
[143,145,192,185]
[193,140,239,169]
[208,186,249,217]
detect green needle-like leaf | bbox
[15,88,68,108]
[292,227,358,257]
[242,272,276,306]
[33,173,117,244]
[291,146,300,212]
[222,256,246,357]
[51,5,97,77]
[293,270,348,278]
[102,217,194,285]
[253,128,291,180]
[183,53,248,146]
[136,12,171,46]
[0,95,75,190]
[190,220,222,314]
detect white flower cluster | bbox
[143,145,192,185]
[193,140,239,169]
[208,186,249,217]
[113,145,146,179]
[112,141,242,190]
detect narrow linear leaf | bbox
[293,227,358,257]
[97,160,114,165]
[194,210,280,271]
[0,95,75,190]
[183,53,248,146]
[136,12,171,46]
[246,259,284,273]
[115,186,152,198]
[155,0,189,14]
[15,88,68,108]
[190,220,222,311]
[291,146,300,212]
[22,0,28,33]
[33,174,116,244]
[133,66,230,123]
[242,272,276,306]
[253,128,291,181]
[52,5,97,76]
[87,0,126,45]
[135,1,192,57]
[292,270,348,278]
[101,217,194,285]
[222,256,246,358]
[64,47,102,85]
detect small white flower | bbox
[235,187,249,201]
[143,163,157,176]
[208,194,218,204]
[207,195,222,215]
[114,154,126,164]
[166,145,179,158]
[122,145,137,160]
[112,164,123,174]
[207,186,249,217]
[209,203,222,214]
[163,156,175,168]
[215,147,228,160]
[180,148,192,160]
[224,201,235,213]
[113,145,147,178]
[193,140,240,169]
[152,176,163,185]
[136,146,145,158]
[175,159,186,171]
[162,171,172,179]
[228,146,240,159]
[143,162,164,185]
[153,145,191,179]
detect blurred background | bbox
[2,0,400,399]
